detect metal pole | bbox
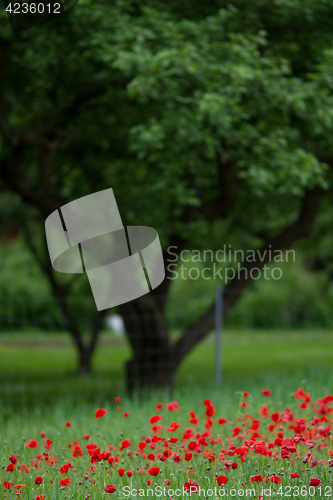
[215,285,223,385]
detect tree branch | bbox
[0,151,61,215]
[170,185,324,367]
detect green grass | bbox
[0,328,333,410]
[0,372,332,499]
[0,329,333,497]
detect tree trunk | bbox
[119,293,173,394]
[78,344,94,373]
[126,348,175,395]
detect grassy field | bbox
[0,329,333,497]
[2,388,332,499]
[0,328,332,410]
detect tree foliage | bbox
[1,0,333,389]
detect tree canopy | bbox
[1,0,333,389]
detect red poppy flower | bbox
[216,476,229,485]
[204,417,214,429]
[95,408,107,419]
[126,470,133,477]
[6,464,15,472]
[88,447,103,463]
[119,439,131,451]
[150,415,162,424]
[163,449,172,459]
[2,481,13,489]
[259,405,269,417]
[65,421,71,427]
[205,404,215,417]
[118,468,125,477]
[72,445,83,458]
[309,477,321,487]
[290,473,300,478]
[184,479,199,492]
[184,452,192,461]
[44,439,52,450]
[34,477,43,485]
[250,475,263,482]
[59,464,70,474]
[147,466,160,476]
[86,443,97,449]
[147,453,155,460]
[13,485,26,490]
[262,389,271,397]
[155,403,163,409]
[9,455,17,464]
[25,439,38,448]
[114,397,120,403]
[36,495,46,500]
[243,391,249,397]
[105,485,116,493]
[151,424,163,434]
[188,441,197,451]
[294,388,305,399]
[83,434,90,440]
[167,421,180,432]
[59,478,71,487]
[40,431,46,438]
[166,401,179,411]
[123,412,129,417]
[218,418,227,425]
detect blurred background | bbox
[1,0,333,411]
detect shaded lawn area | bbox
[0,329,332,412]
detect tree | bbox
[1,0,333,390]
